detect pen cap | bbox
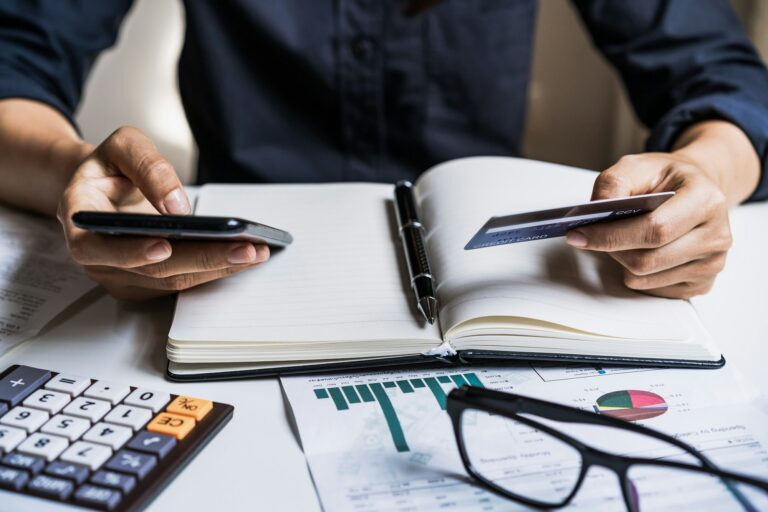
[394,181,420,228]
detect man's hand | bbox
[57,126,269,300]
[566,152,731,298]
[566,121,760,299]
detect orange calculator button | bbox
[147,412,196,440]
[166,396,213,421]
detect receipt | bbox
[0,206,95,355]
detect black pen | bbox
[394,180,438,324]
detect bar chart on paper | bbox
[313,372,484,452]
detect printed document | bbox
[0,206,94,355]
[282,365,768,511]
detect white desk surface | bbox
[0,201,766,511]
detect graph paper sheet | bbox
[282,365,768,511]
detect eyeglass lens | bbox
[460,408,583,506]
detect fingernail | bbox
[254,244,270,262]
[228,244,256,264]
[146,241,171,261]
[162,188,192,215]
[566,231,588,248]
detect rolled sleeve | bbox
[0,0,134,129]
[0,71,77,128]
[573,0,768,202]
[647,93,768,201]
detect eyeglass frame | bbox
[446,385,768,512]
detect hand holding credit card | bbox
[465,192,674,250]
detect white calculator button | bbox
[0,425,26,453]
[60,441,112,471]
[83,422,133,450]
[123,389,171,413]
[103,405,153,431]
[17,432,69,461]
[40,414,91,442]
[83,381,130,405]
[23,389,70,414]
[63,397,111,422]
[44,374,90,397]
[0,406,49,432]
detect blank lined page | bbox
[169,183,440,347]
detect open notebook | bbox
[167,157,722,380]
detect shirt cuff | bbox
[646,94,768,203]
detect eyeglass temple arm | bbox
[648,458,768,493]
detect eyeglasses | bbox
[446,386,768,511]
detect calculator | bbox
[0,365,233,511]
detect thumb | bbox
[97,126,191,214]
[591,154,668,201]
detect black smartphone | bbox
[72,211,293,247]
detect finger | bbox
[632,281,714,300]
[621,253,725,292]
[127,242,269,278]
[85,263,259,300]
[56,180,174,268]
[66,230,172,267]
[609,224,731,276]
[591,154,671,200]
[568,175,721,252]
[98,126,191,214]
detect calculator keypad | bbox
[0,365,232,511]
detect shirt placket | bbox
[338,0,385,181]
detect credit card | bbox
[464,192,674,250]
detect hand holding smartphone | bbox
[58,126,287,301]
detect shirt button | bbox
[351,36,374,61]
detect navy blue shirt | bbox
[1,1,767,200]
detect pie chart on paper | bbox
[593,390,668,421]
